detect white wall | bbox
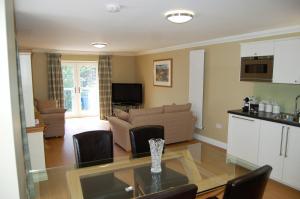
[0,0,27,198]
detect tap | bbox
[295,95,300,121]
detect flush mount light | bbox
[165,10,194,24]
[91,42,107,49]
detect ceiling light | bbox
[165,10,194,24]
[91,42,107,49]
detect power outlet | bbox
[216,123,223,129]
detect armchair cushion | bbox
[37,100,58,111]
[40,108,66,114]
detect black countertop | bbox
[228,109,300,128]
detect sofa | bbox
[108,103,196,151]
[35,99,66,138]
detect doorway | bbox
[62,61,99,118]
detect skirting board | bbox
[193,133,227,150]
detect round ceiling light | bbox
[91,42,107,49]
[165,10,194,24]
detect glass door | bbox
[62,61,99,118]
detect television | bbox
[112,83,143,105]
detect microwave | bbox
[240,56,273,82]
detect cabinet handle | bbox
[232,115,255,122]
[279,126,284,156]
[285,127,290,158]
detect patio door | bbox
[62,61,99,118]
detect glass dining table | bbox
[31,142,247,199]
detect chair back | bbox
[222,165,272,199]
[129,125,164,158]
[138,184,198,199]
[73,130,113,168]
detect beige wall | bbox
[136,51,190,107]
[31,53,137,100]
[111,55,137,83]
[136,33,300,143]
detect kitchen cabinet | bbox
[258,121,285,181]
[228,113,300,191]
[282,125,300,189]
[273,38,300,84]
[240,40,274,57]
[227,114,261,165]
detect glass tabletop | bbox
[31,142,244,199]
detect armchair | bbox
[36,99,66,138]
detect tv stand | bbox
[112,103,142,114]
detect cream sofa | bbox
[108,103,196,151]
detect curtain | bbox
[47,53,64,108]
[98,55,112,119]
[16,49,35,198]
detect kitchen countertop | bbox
[228,109,300,128]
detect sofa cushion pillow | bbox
[129,107,163,122]
[115,110,130,122]
[164,103,191,113]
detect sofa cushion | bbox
[163,103,191,113]
[115,110,130,122]
[129,107,163,122]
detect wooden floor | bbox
[43,117,300,199]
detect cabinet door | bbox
[273,38,300,84]
[227,114,261,165]
[240,41,274,57]
[282,126,300,189]
[258,121,285,181]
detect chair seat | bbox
[134,164,189,195]
[80,173,133,199]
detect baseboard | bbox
[193,133,227,150]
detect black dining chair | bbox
[137,184,198,199]
[207,165,272,199]
[129,125,189,196]
[73,130,133,199]
[130,125,164,158]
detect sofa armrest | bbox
[108,117,133,151]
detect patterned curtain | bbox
[47,53,64,108]
[98,55,112,120]
[16,49,35,198]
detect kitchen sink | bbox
[273,113,297,122]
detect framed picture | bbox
[153,59,172,87]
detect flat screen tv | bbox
[112,83,143,105]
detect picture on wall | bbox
[153,59,172,87]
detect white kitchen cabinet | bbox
[282,125,300,189]
[240,40,274,57]
[227,114,261,165]
[258,121,285,181]
[273,38,300,84]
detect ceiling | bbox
[15,0,300,54]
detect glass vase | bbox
[149,138,165,173]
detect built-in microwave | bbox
[240,56,273,82]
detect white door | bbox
[273,38,300,84]
[189,49,205,129]
[62,61,99,118]
[258,121,285,181]
[282,125,300,189]
[227,114,261,165]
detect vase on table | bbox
[149,138,165,173]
